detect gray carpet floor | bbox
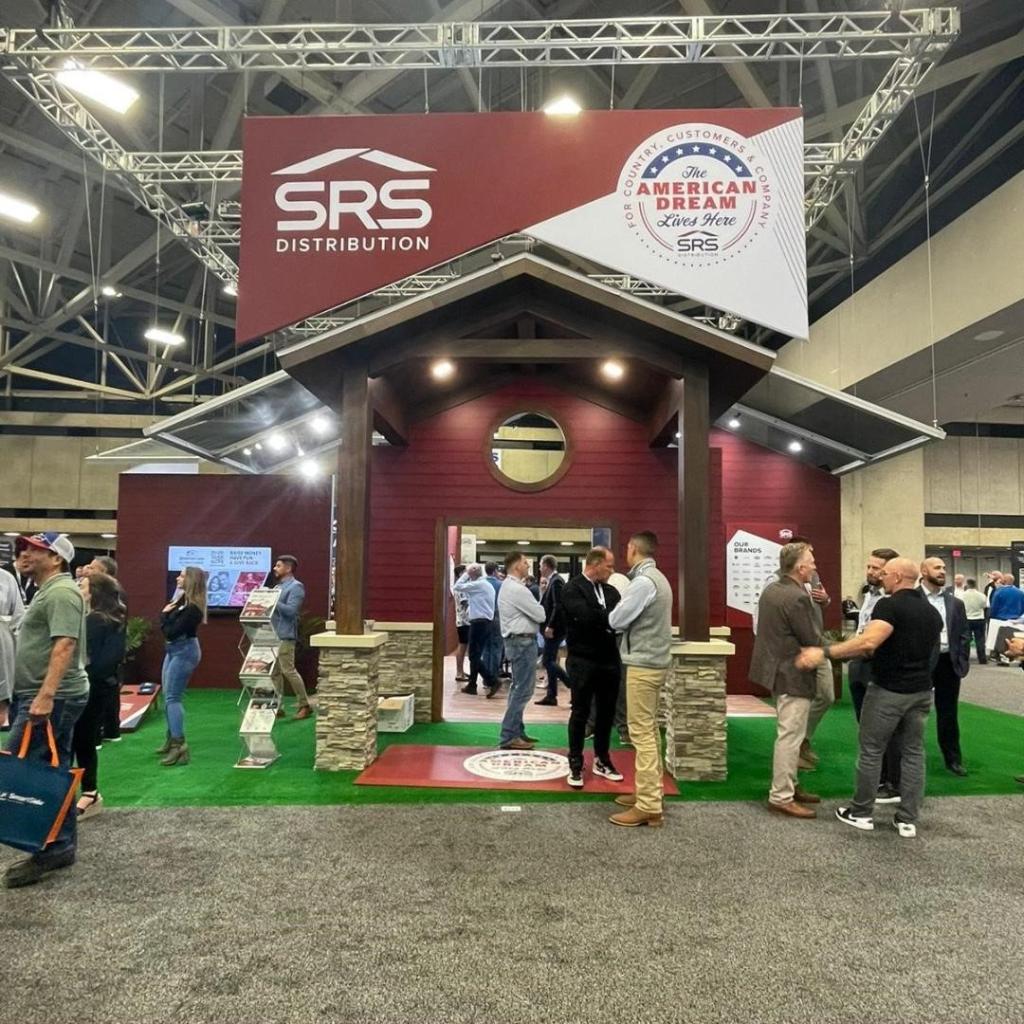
[2,797,1023,1024]
[961,661,1024,716]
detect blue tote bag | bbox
[0,720,83,854]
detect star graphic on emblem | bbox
[661,155,669,163]
[710,147,717,155]
[675,148,683,155]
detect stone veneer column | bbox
[310,631,388,771]
[374,623,434,723]
[665,638,734,782]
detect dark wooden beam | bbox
[407,369,521,424]
[679,368,710,641]
[533,367,649,424]
[648,378,683,448]
[335,356,372,635]
[369,376,408,447]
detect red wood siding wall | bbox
[117,475,332,688]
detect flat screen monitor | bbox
[167,546,272,610]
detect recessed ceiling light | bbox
[267,433,288,453]
[601,360,625,381]
[0,190,40,225]
[517,540,530,546]
[3,532,20,537]
[560,541,573,547]
[100,533,117,539]
[974,329,1005,342]
[299,460,320,479]
[543,95,582,115]
[674,431,680,439]
[145,326,185,346]
[56,61,139,114]
[310,414,332,435]
[222,282,238,297]
[788,440,803,453]
[727,417,741,430]
[431,359,455,380]
[254,442,263,451]
[243,447,252,456]
[100,285,121,298]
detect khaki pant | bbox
[769,694,811,804]
[625,665,669,814]
[271,639,310,707]
[804,662,835,742]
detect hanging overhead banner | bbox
[238,109,806,342]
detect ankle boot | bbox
[160,738,190,766]
[155,731,174,755]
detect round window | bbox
[488,412,569,491]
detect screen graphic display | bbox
[167,546,272,608]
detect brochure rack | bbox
[236,587,282,769]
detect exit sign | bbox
[951,549,962,557]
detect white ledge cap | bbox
[311,630,389,649]
[671,639,735,656]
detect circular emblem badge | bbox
[619,122,774,269]
[463,749,569,782]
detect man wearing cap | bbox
[4,533,90,889]
[269,555,313,720]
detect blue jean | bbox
[162,637,201,740]
[6,693,87,864]
[486,619,503,680]
[499,635,539,746]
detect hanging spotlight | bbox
[0,190,40,225]
[543,95,582,115]
[55,61,140,114]
[267,433,289,453]
[310,414,332,435]
[431,359,455,380]
[254,442,263,451]
[100,285,122,298]
[727,417,741,430]
[601,360,625,381]
[788,440,803,454]
[299,460,321,479]
[145,326,186,346]
[243,447,252,456]
[222,282,238,297]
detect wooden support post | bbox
[335,356,372,635]
[679,368,710,641]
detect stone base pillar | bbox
[310,631,388,771]
[374,622,433,723]
[665,639,733,782]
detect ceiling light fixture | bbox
[100,533,117,540]
[243,447,252,456]
[601,359,625,381]
[674,431,680,439]
[3,532,20,537]
[222,282,238,297]
[431,358,455,380]
[560,541,573,547]
[727,417,741,430]
[788,440,803,454]
[0,190,40,224]
[145,326,186,346]
[299,460,320,479]
[310,414,332,435]
[517,540,530,546]
[974,329,1005,342]
[100,285,122,298]
[254,442,263,451]
[55,61,139,114]
[543,95,582,115]
[267,433,288,453]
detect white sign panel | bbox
[727,530,782,617]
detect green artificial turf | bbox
[93,689,1024,809]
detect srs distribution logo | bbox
[618,122,775,267]
[271,147,434,255]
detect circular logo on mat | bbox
[463,749,569,782]
[619,122,775,268]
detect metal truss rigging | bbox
[0,11,958,72]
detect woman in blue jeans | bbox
[157,566,207,766]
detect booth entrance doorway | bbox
[435,520,613,724]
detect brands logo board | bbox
[618,123,775,267]
[272,147,434,255]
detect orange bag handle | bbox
[16,719,60,768]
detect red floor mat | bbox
[355,744,679,794]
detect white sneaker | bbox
[892,820,917,839]
[566,770,584,789]
[835,806,874,831]
[592,759,624,782]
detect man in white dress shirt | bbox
[453,564,498,696]
[496,551,547,750]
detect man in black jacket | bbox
[560,546,623,788]
[535,554,571,707]
[919,556,971,776]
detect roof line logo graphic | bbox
[273,148,435,176]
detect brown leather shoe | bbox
[799,740,820,766]
[294,705,314,721]
[275,709,287,719]
[500,738,536,751]
[609,806,663,828]
[614,794,637,807]
[768,800,816,819]
[793,787,821,804]
[797,755,816,771]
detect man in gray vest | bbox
[607,531,673,828]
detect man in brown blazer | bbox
[750,541,823,819]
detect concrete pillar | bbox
[311,631,387,771]
[665,638,733,782]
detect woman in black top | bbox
[73,572,127,819]
[157,566,207,766]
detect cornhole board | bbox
[119,685,162,732]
